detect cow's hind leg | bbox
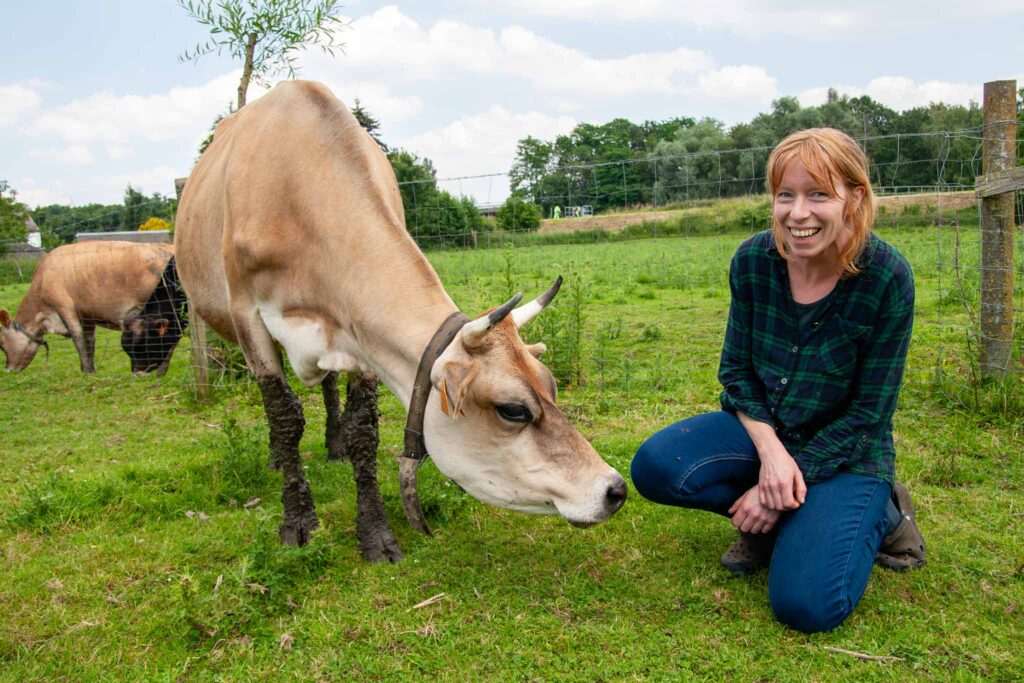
[344,371,403,563]
[322,371,346,462]
[82,323,97,369]
[232,304,318,546]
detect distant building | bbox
[25,216,41,248]
[76,230,171,244]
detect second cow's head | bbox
[120,315,183,375]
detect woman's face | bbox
[773,159,861,266]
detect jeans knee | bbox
[770,587,851,634]
[630,439,674,504]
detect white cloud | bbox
[106,145,132,160]
[691,66,778,103]
[26,72,242,145]
[320,8,734,103]
[404,106,576,201]
[102,165,180,200]
[498,26,713,97]
[0,83,43,126]
[489,0,1022,36]
[29,144,96,166]
[338,6,499,77]
[799,77,984,110]
[313,77,422,124]
[487,0,860,35]
[16,184,72,208]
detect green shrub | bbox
[496,197,542,232]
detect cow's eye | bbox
[495,403,532,423]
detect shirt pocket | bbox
[810,319,873,405]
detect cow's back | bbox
[29,241,172,325]
[175,80,445,345]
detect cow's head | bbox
[423,279,627,528]
[0,309,48,372]
[120,315,183,375]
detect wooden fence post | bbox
[175,175,210,401]
[188,300,210,402]
[978,80,1018,378]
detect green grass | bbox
[1,224,1022,681]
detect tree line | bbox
[510,88,1024,216]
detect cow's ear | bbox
[0,309,11,328]
[525,342,546,358]
[437,359,478,418]
[153,318,170,336]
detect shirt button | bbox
[861,435,869,442]
[791,345,798,352]
[780,378,788,385]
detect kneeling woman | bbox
[631,128,926,634]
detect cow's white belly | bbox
[258,306,359,386]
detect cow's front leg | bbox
[345,371,403,563]
[232,301,318,546]
[258,374,318,546]
[322,371,346,461]
[64,317,95,373]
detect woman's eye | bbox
[496,403,532,423]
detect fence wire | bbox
[1,130,1020,400]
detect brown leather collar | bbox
[399,310,469,536]
[12,320,49,357]
[402,310,469,463]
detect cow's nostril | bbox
[605,479,627,512]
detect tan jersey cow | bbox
[174,80,625,561]
[0,241,180,375]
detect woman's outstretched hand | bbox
[758,448,807,510]
[728,485,782,534]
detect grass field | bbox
[1,225,1022,681]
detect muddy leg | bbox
[230,296,318,546]
[82,323,96,369]
[345,372,403,562]
[322,371,346,462]
[258,375,319,546]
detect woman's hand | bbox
[728,486,782,534]
[758,447,807,511]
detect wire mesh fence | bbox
[1,129,1021,406]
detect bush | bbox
[138,216,171,231]
[496,197,542,232]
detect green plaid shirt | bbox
[719,231,914,484]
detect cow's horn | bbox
[399,456,432,536]
[461,292,523,348]
[511,276,563,329]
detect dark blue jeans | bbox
[631,411,894,634]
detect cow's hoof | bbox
[359,530,403,563]
[279,515,319,546]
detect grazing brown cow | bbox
[174,80,626,562]
[1,241,184,375]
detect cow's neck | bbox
[352,297,458,412]
[12,291,44,334]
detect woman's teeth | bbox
[790,227,821,238]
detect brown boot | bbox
[721,531,776,575]
[876,482,926,571]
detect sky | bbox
[3,0,1023,209]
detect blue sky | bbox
[3,0,1022,208]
